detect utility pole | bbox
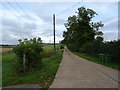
[53,14,56,54]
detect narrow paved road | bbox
[50,47,119,88]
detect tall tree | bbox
[63,6,104,51]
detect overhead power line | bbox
[4,0,38,30]
[56,0,84,16]
[13,0,41,31]
[2,4,18,18]
[6,1,24,17]
[13,0,31,19]
[2,2,36,30]
[13,0,37,29]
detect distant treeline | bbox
[0,43,59,48]
[0,45,16,48]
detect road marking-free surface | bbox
[2,84,40,89]
[50,47,119,88]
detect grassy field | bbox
[74,52,119,70]
[2,44,63,88]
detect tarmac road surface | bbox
[50,46,119,88]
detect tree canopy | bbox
[63,7,104,51]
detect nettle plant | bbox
[13,37,43,74]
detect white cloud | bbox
[1,2,118,44]
[103,32,118,41]
[2,0,119,2]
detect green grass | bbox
[42,44,61,58]
[2,52,19,86]
[2,45,63,88]
[74,52,119,70]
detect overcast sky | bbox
[0,0,118,45]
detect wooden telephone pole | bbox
[53,14,56,54]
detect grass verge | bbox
[2,48,63,88]
[74,52,119,70]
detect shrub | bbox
[13,37,43,74]
[43,50,54,58]
[60,44,64,50]
[79,39,120,64]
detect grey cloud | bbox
[2,37,18,45]
[101,20,118,32]
[32,2,73,15]
[2,17,38,34]
[56,18,66,25]
[119,20,120,39]
[56,29,63,37]
[40,29,53,37]
[103,32,118,41]
[2,18,20,29]
[2,2,117,44]
[2,18,37,44]
[101,16,117,23]
[40,15,52,24]
[39,28,62,37]
[2,27,34,45]
[20,15,37,21]
[2,17,36,34]
[37,15,65,25]
[23,23,37,30]
[2,30,18,45]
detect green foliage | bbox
[2,45,63,88]
[80,39,120,64]
[101,40,120,64]
[62,6,119,65]
[60,44,64,50]
[42,44,61,58]
[2,52,18,86]
[13,37,43,73]
[74,52,119,70]
[63,6,104,51]
[42,45,54,58]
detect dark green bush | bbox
[60,44,64,50]
[13,37,43,74]
[43,51,54,58]
[81,39,120,64]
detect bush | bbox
[43,50,54,58]
[79,39,120,64]
[60,44,64,50]
[13,37,43,74]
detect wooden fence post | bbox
[23,53,26,73]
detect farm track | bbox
[50,46,119,88]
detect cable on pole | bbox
[56,0,84,16]
[2,3,35,31]
[6,1,24,17]
[4,0,37,30]
[13,0,42,31]
[13,0,37,29]
[13,0,31,19]
[2,4,18,18]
